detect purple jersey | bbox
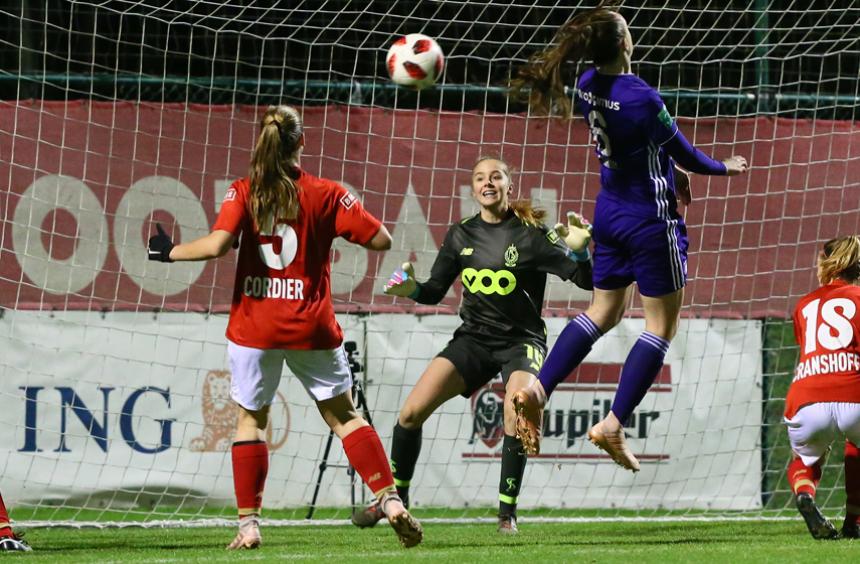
[575,68,680,218]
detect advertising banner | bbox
[0,311,761,510]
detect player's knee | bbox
[398,406,426,430]
[587,306,624,333]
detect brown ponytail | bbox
[249,105,303,232]
[510,200,547,228]
[509,1,625,117]
[818,236,860,285]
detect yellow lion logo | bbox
[189,370,289,452]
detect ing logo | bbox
[189,370,289,452]
[461,268,516,295]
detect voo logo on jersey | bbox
[461,268,516,296]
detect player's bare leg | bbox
[511,381,546,456]
[587,411,640,472]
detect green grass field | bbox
[11,519,859,563]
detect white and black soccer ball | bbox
[385,33,444,90]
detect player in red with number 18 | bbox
[785,236,860,539]
[147,105,422,549]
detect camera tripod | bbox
[305,341,374,519]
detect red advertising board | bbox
[1,101,858,317]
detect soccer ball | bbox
[385,34,444,90]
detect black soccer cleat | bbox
[0,533,32,552]
[841,520,860,539]
[795,493,839,540]
[351,501,386,529]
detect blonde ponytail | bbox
[818,236,860,285]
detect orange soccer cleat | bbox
[587,412,641,472]
[512,384,547,455]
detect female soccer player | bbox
[509,3,749,469]
[147,105,422,549]
[351,156,593,534]
[784,236,860,540]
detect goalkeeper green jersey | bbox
[414,210,593,346]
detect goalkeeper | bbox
[351,156,593,534]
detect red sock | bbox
[232,440,269,517]
[787,457,822,497]
[845,441,860,524]
[0,492,11,537]
[342,425,396,497]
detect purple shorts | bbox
[591,199,688,297]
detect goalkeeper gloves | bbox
[147,223,175,263]
[383,262,419,299]
[554,211,592,261]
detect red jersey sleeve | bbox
[332,184,382,245]
[212,179,249,236]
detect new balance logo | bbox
[460,247,473,256]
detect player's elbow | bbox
[211,231,236,258]
[363,226,392,251]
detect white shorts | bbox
[784,402,860,466]
[227,340,353,410]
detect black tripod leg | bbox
[353,381,373,427]
[306,428,336,519]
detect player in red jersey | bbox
[785,235,860,539]
[148,105,422,549]
[0,492,30,552]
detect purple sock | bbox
[611,331,670,424]
[538,314,602,396]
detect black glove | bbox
[148,223,175,262]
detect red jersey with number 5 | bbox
[786,280,860,418]
[212,169,381,349]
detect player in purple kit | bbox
[509,3,748,470]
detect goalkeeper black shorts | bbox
[437,334,546,397]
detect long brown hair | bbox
[249,105,303,232]
[509,1,625,117]
[472,156,546,228]
[818,236,860,285]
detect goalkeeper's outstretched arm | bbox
[383,230,459,304]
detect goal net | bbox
[0,1,858,524]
